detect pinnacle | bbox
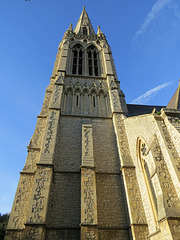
[67,23,73,32]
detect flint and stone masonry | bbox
[5,7,180,240]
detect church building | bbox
[5,7,180,240]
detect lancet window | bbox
[87,45,99,76]
[137,139,158,228]
[71,44,100,76]
[72,44,83,75]
[83,27,87,35]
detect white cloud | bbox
[130,82,172,104]
[169,4,180,18]
[133,0,171,41]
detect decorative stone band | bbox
[39,90,53,117]
[4,229,23,240]
[50,73,65,110]
[131,224,149,240]
[39,110,60,165]
[157,116,180,198]
[81,226,98,240]
[25,166,53,225]
[81,124,98,239]
[82,124,94,167]
[150,134,180,219]
[5,174,34,232]
[5,166,53,240]
[81,168,98,226]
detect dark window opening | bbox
[94,67,98,76]
[83,27,87,35]
[93,96,96,107]
[88,51,92,58]
[88,59,92,66]
[87,45,99,77]
[72,45,83,75]
[79,50,82,57]
[89,66,92,76]
[78,66,82,75]
[76,95,79,106]
[72,65,76,74]
[74,50,77,57]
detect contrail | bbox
[133,0,171,41]
[130,81,172,104]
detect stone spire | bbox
[167,80,180,109]
[97,25,103,35]
[67,23,73,32]
[74,6,95,36]
[97,25,105,38]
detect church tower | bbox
[5,7,180,240]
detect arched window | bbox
[83,27,87,35]
[72,44,83,75]
[93,96,96,107]
[76,95,79,106]
[87,45,99,76]
[71,44,100,76]
[137,139,158,228]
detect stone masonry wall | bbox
[53,116,82,172]
[46,115,130,239]
[7,174,34,230]
[92,118,120,173]
[46,229,80,240]
[46,173,80,228]
[124,113,180,238]
[96,173,129,228]
[124,114,159,235]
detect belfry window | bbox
[83,27,87,35]
[71,44,100,76]
[87,45,99,76]
[72,44,83,75]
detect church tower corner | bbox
[5,7,180,240]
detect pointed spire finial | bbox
[67,23,73,32]
[97,25,102,35]
[97,25,105,38]
[74,6,95,36]
[69,23,73,31]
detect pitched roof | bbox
[167,81,180,109]
[126,104,165,117]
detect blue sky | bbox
[0,0,180,214]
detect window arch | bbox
[137,138,158,228]
[72,44,83,75]
[87,45,99,76]
[71,44,100,76]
